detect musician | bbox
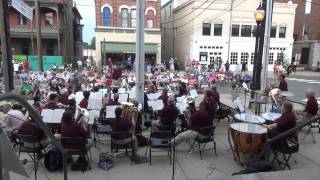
[211,85,220,107]
[1,104,27,134]
[158,89,169,106]
[296,89,319,124]
[50,79,61,94]
[176,81,188,97]
[172,102,212,146]
[79,91,90,109]
[108,93,121,106]
[147,83,157,94]
[152,96,178,131]
[43,93,60,109]
[58,89,69,106]
[66,99,77,115]
[60,110,93,150]
[18,117,49,148]
[262,101,296,137]
[203,89,217,119]
[278,74,288,91]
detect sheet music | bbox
[41,109,65,124]
[148,100,164,111]
[88,110,100,124]
[119,88,126,94]
[189,89,198,97]
[90,92,103,100]
[147,92,162,100]
[242,82,249,92]
[75,92,84,104]
[233,97,245,113]
[128,89,136,99]
[88,99,102,110]
[99,89,108,96]
[176,96,186,103]
[176,102,187,112]
[106,105,121,118]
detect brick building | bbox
[6,0,83,67]
[95,0,161,65]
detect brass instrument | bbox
[121,102,139,132]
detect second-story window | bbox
[303,25,310,36]
[231,24,240,37]
[18,14,27,26]
[202,23,211,36]
[270,26,277,38]
[241,25,252,37]
[45,12,54,26]
[121,8,129,27]
[214,24,222,36]
[279,26,286,38]
[147,10,155,28]
[103,7,111,26]
[131,9,136,28]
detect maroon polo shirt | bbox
[189,109,212,131]
[18,121,45,141]
[275,111,296,133]
[111,117,132,132]
[160,105,178,126]
[58,94,69,105]
[43,101,60,109]
[107,100,121,106]
[60,121,88,149]
[279,80,288,91]
[79,98,89,109]
[304,96,319,116]
[159,94,169,106]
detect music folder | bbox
[41,109,65,124]
[106,105,121,119]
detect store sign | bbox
[12,0,33,20]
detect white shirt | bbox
[2,110,27,130]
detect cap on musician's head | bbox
[113,93,119,100]
[168,96,176,105]
[49,93,58,101]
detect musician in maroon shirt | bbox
[79,91,90,109]
[278,74,288,91]
[58,89,69,106]
[172,102,213,146]
[152,96,178,131]
[43,93,60,109]
[107,93,121,106]
[60,111,92,150]
[296,89,319,123]
[158,89,169,106]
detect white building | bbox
[161,0,298,71]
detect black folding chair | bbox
[188,126,217,160]
[271,137,299,170]
[149,131,172,165]
[111,132,134,165]
[17,134,46,180]
[60,137,92,172]
[93,118,112,146]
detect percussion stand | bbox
[172,135,176,180]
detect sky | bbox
[75,0,169,43]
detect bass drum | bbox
[228,123,267,166]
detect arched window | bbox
[131,9,136,28]
[103,7,111,26]
[121,8,129,27]
[147,10,155,28]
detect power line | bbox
[161,0,210,25]
[166,0,217,30]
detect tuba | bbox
[121,102,139,132]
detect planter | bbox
[230,89,242,99]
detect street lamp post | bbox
[252,5,265,92]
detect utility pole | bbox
[261,0,274,90]
[135,0,145,108]
[35,0,43,71]
[226,0,234,63]
[0,0,14,92]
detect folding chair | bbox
[149,131,172,165]
[93,117,112,146]
[17,134,46,180]
[60,137,92,172]
[188,126,217,160]
[111,132,134,165]
[271,137,299,170]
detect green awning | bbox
[102,42,157,54]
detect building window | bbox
[45,12,54,26]
[240,52,249,64]
[303,25,310,35]
[214,24,222,36]
[231,24,240,37]
[270,26,277,38]
[252,25,257,37]
[169,6,172,17]
[250,52,255,64]
[202,23,211,36]
[276,52,284,63]
[121,8,129,27]
[279,27,286,38]
[103,7,111,26]
[268,52,274,64]
[18,14,27,26]
[230,52,238,64]
[131,9,136,28]
[305,0,312,14]
[241,25,252,37]
[147,10,155,28]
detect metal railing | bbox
[0,93,68,180]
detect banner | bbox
[27,56,63,71]
[11,0,33,20]
[12,55,27,62]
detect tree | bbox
[83,42,90,49]
[90,37,96,49]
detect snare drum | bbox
[228,123,267,165]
